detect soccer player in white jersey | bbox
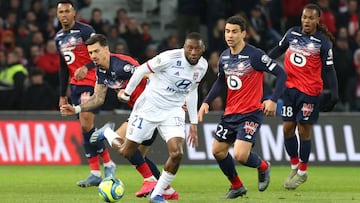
[112,32,207,203]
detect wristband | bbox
[74,105,81,114]
[120,92,130,101]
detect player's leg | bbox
[285,122,312,189]
[150,136,184,203]
[233,113,270,192]
[149,120,185,203]
[77,111,103,187]
[233,139,270,192]
[281,88,301,187]
[282,120,299,187]
[212,119,247,199]
[213,139,247,199]
[93,121,159,197]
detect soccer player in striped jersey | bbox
[118,32,208,203]
[268,3,339,189]
[60,34,178,200]
[198,15,287,199]
[55,0,115,187]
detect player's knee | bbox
[169,149,183,162]
[233,152,248,164]
[212,149,227,160]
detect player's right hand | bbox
[198,103,209,122]
[60,104,75,116]
[59,96,68,107]
[118,90,130,103]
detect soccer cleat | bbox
[258,161,271,192]
[149,195,169,203]
[104,165,116,178]
[90,122,115,144]
[224,185,247,199]
[163,190,179,200]
[135,180,157,197]
[76,174,102,187]
[284,173,308,190]
[284,168,298,187]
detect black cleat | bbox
[224,185,247,199]
[258,161,271,192]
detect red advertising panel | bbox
[0,121,82,165]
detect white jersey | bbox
[145,48,207,109]
[127,48,208,122]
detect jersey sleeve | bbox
[268,28,291,59]
[146,52,171,72]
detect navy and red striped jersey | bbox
[217,44,282,115]
[271,26,333,96]
[55,22,96,89]
[96,53,147,108]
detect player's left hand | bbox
[74,66,88,80]
[187,124,198,148]
[262,99,277,117]
[60,104,76,116]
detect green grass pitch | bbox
[0,165,359,203]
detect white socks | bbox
[150,170,175,198]
[104,128,119,147]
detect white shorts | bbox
[126,114,186,143]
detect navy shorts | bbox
[281,88,320,124]
[213,110,263,144]
[70,85,101,114]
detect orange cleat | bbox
[135,180,157,197]
[163,190,179,200]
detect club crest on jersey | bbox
[261,55,271,64]
[193,72,199,80]
[176,60,181,66]
[244,121,259,135]
[123,64,133,72]
[301,103,314,117]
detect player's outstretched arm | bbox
[198,103,209,122]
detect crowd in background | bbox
[1,0,360,112]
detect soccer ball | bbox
[98,177,125,202]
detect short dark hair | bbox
[85,34,108,47]
[57,0,75,8]
[226,15,247,32]
[185,32,203,42]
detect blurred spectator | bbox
[176,0,201,45]
[141,22,153,49]
[112,41,129,55]
[255,0,282,50]
[114,8,129,34]
[24,10,40,33]
[3,11,18,30]
[333,36,357,111]
[0,51,28,110]
[337,0,359,39]
[281,0,310,30]
[199,51,226,110]
[35,39,60,91]
[120,17,145,60]
[30,0,48,28]
[89,8,109,35]
[27,45,41,68]
[208,18,227,54]
[318,0,337,36]
[1,0,22,23]
[157,33,179,52]
[107,25,128,53]
[14,22,31,49]
[23,68,57,110]
[14,46,28,67]
[140,43,158,64]
[1,29,15,53]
